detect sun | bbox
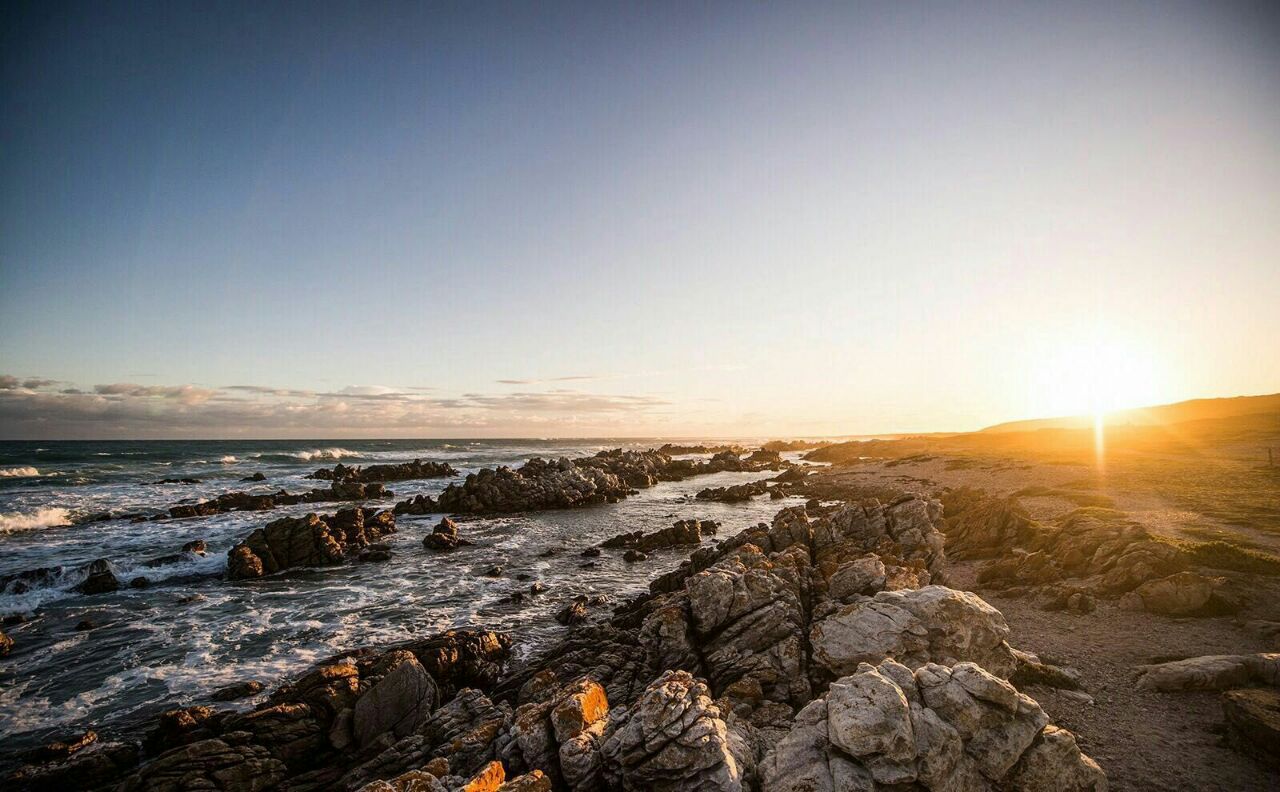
[1027,329,1169,420]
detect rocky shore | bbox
[6,491,1117,791]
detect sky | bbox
[1,1,1278,440]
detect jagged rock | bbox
[166,482,390,519]
[424,517,464,551]
[21,729,99,764]
[148,477,202,485]
[0,629,12,656]
[212,680,265,701]
[1134,653,1280,691]
[226,507,396,579]
[810,586,1016,678]
[557,597,590,626]
[396,494,440,516]
[1119,571,1231,616]
[497,769,551,791]
[74,559,120,595]
[600,670,749,791]
[602,519,716,552]
[1011,649,1083,691]
[760,659,1104,792]
[697,480,770,502]
[6,740,139,790]
[356,767,447,791]
[1222,688,1280,768]
[309,459,458,483]
[354,651,440,747]
[360,543,394,562]
[827,555,888,601]
[120,736,289,792]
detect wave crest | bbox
[0,507,72,534]
[0,467,40,478]
[293,448,362,461]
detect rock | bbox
[240,472,267,482]
[761,659,1104,792]
[827,555,888,601]
[143,706,220,756]
[1222,688,1280,768]
[1120,571,1230,616]
[498,769,552,791]
[356,767,447,791]
[211,680,265,701]
[484,565,504,577]
[309,459,458,483]
[600,670,748,791]
[0,629,12,656]
[119,737,288,792]
[623,550,647,563]
[360,543,394,562]
[810,585,1017,678]
[148,477,202,485]
[22,729,98,764]
[424,517,463,551]
[226,507,396,579]
[395,493,440,516]
[1135,653,1280,691]
[1011,649,1083,691]
[75,619,96,631]
[603,519,717,552]
[7,740,139,790]
[556,596,590,625]
[580,547,601,557]
[181,539,207,555]
[529,582,547,595]
[354,651,440,748]
[696,480,769,502]
[74,559,120,595]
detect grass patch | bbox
[1013,485,1116,509]
[1157,537,1280,576]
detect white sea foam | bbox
[219,455,238,464]
[0,466,39,478]
[292,447,362,461]
[0,506,72,533]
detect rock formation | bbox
[309,459,459,483]
[226,507,397,580]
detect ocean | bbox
[0,439,803,755]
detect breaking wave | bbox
[0,467,40,478]
[292,448,363,461]
[0,507,72,534]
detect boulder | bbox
[1120,571,1229,616]
[600,670,749,791]
[1222,688,1280,768]
[354,651,440,747]
[226,508,396,579]
[74,559,120,595]
[1135,653,1280,691]
[760,660,1105,792]
[424,517,464,551]
[810,586,1017,678]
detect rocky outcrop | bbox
[75,559,121,595]
[310,459,459,483]
[760,659,1105,791]
[1134,653,1280,691]
[1222,688,1280,768]
[434,449,789,515]
[166,482,390,519]
[601,519,717,553]
[396,494,441,516]
[600,670,750,791]
[424,517,467,551]
[810,586,1017,678]
[1119,571,1233,616]
[696,480,770,502]
[226,507,396,580]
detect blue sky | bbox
[2,1,1278,438]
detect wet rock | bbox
[580,547,601,557]
[143,706,221,756]
[484,565,504,577]
[75,619,96,631]
[1222,688,1280,768]
[74,559,120,595]
[240,472,267,482]
[309,459,458,483]
[166,482,390,520]
[424,517,464,551]
[0,629,12,656]
[181,539,207,555]
[395,493,440,516]
[147,477,202,485]
[810,585,1017,678]
[21,729,99,764]
[7,740,139,791]
[622,550,647,563]
[226,507,396,579]
[360,543,394,562]
[696,480,770,502]
[602,519,717,552]
[211,680,265,702]
[529,582,547,595]
[556,596,591,626]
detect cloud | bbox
[496,375,597,385]
[0,375,672,439]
